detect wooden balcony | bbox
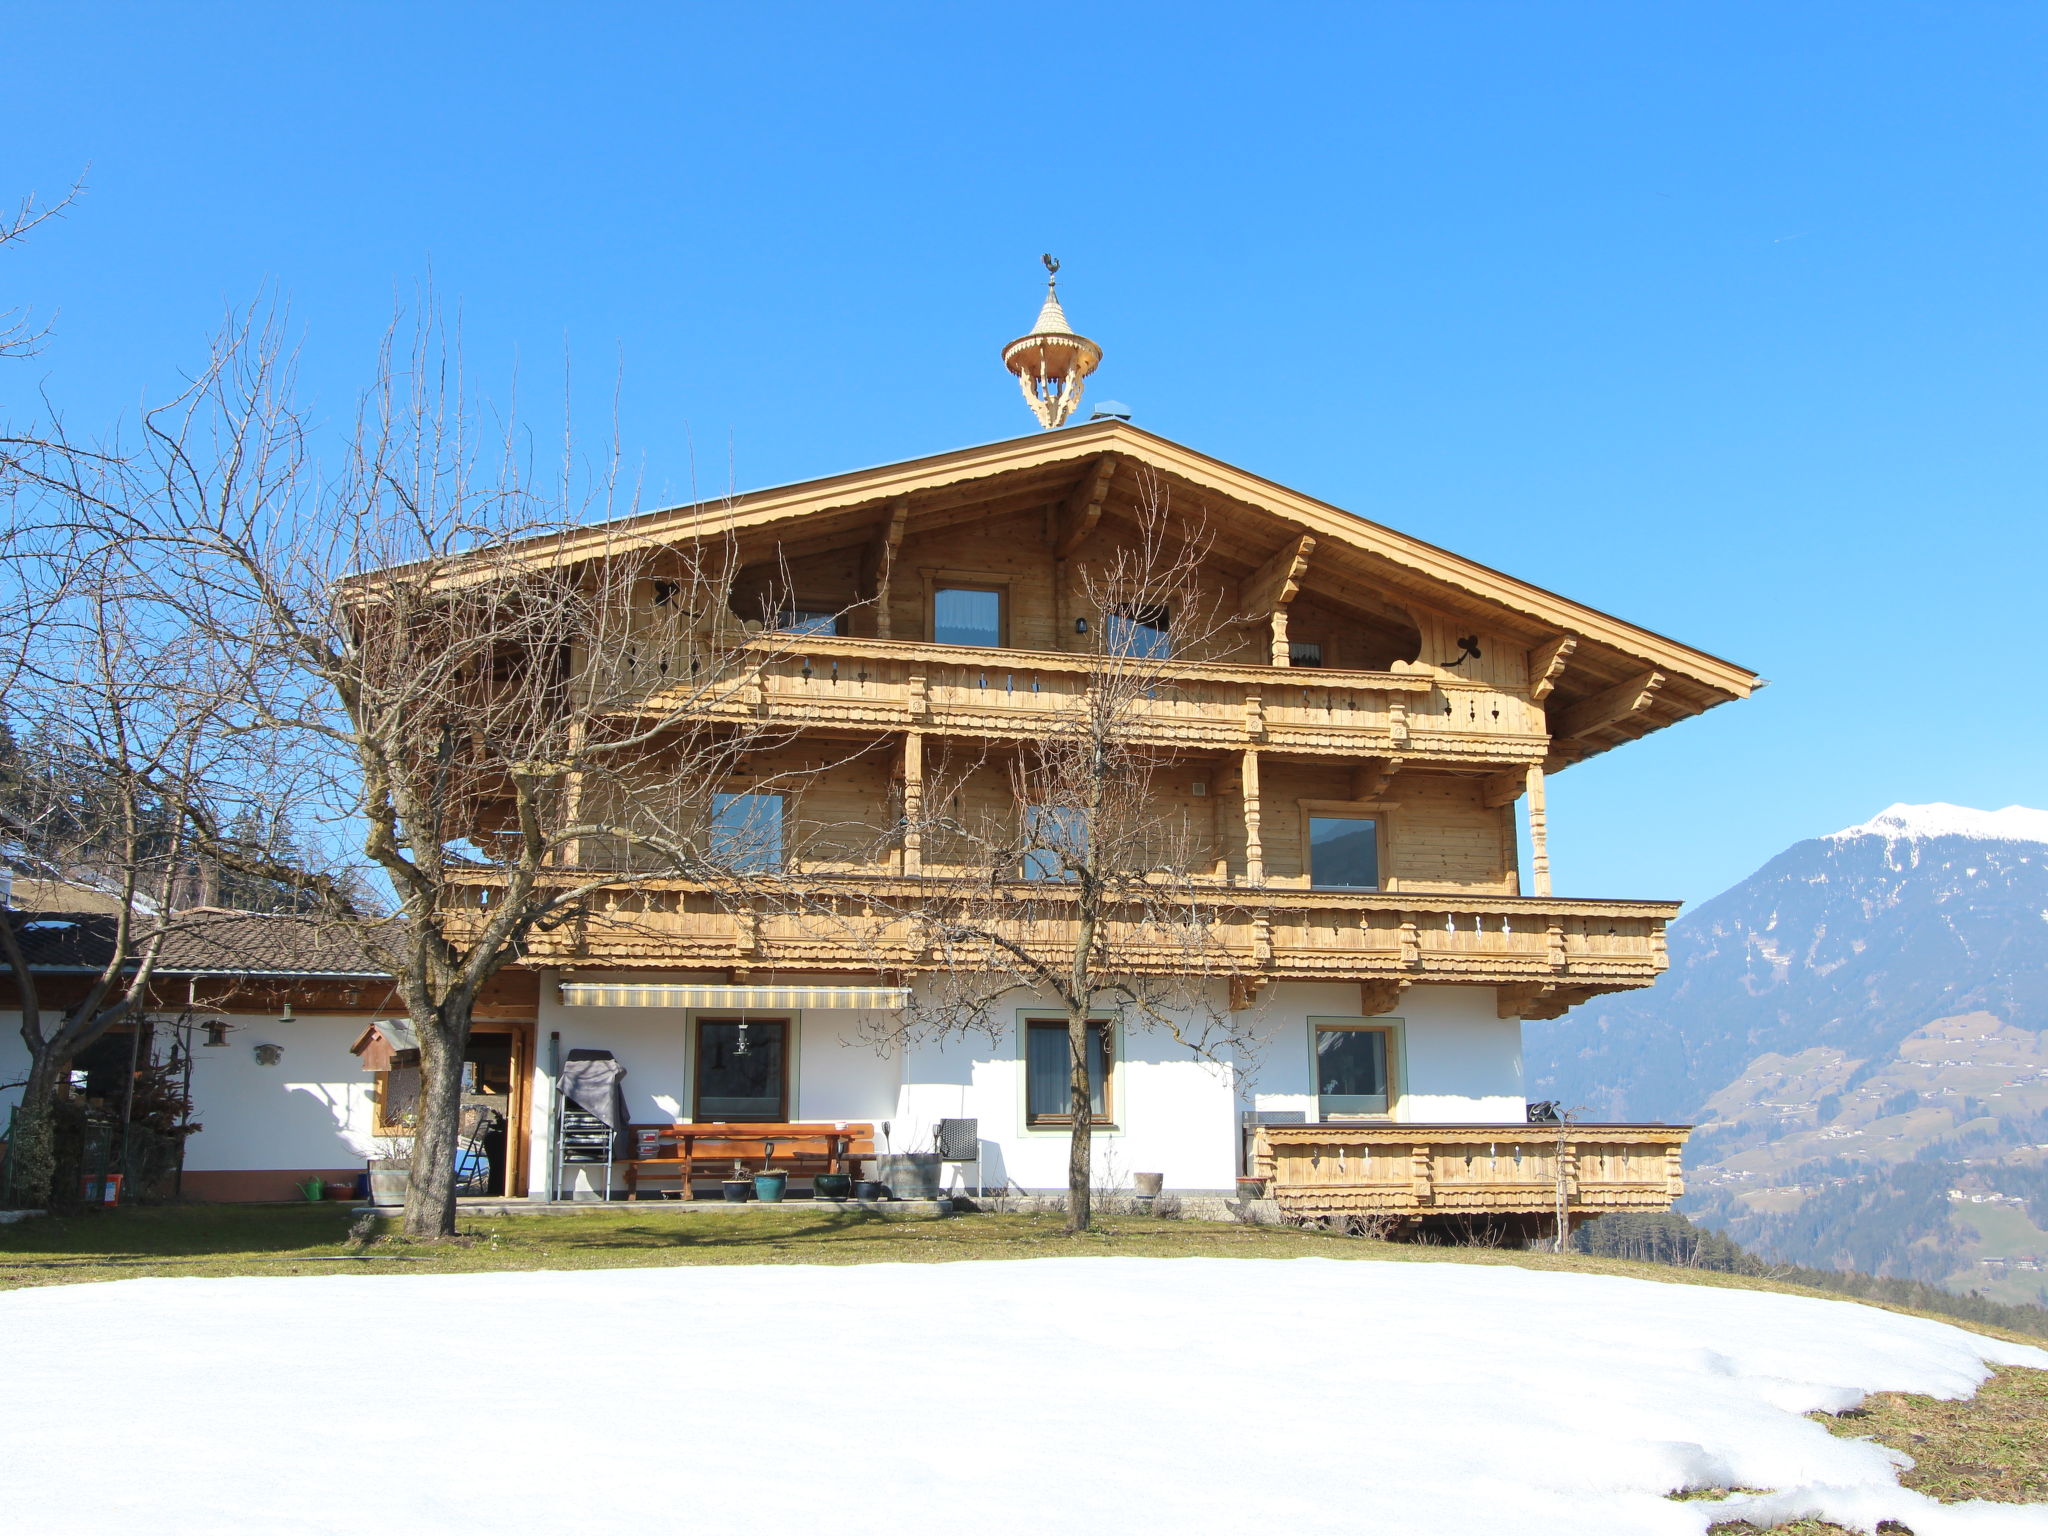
[446,876,1676,1007]
[592,634,1550,767]
[1250,1123,1688,1223]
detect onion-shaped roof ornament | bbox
[1001,254,1103,430]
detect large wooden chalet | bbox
[1,284,1757,1227]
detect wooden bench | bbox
[622,1122,875,1200]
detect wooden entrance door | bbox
[693,1017,790,1122]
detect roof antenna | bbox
[1002,255,1102,430]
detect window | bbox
[1309,815,1379,889]
[694,1018,789,1121]
[1026,1020,1113,1125]
[1317,1025,1393,1117]
[774,608,843,636]
[1104,604,1172,658]
[1021,804,1087,881]
[708,792,784,872]
[933,586,1003,647]
[1288,640,1323,667]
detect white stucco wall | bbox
[0,1008,375,1174]
[1247,983,1526,1125]
[3,974,1533,1196]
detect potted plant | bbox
[719,1160,753,1203]
[369,1139,412,1207]
[753,1168,789,1203]
[813,1172,853,1200]
[324,1180,357,1203]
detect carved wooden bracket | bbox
[1555,669,1664,739]
[1479,769,1525,809]
[1528,635,1577,702]
[1495,983,1596,1021]
[1352,756,1404,801]
[1357,979,1408,1017]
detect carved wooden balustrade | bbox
[584,634,1550,767]
[1250,1123,1689,1221]
[441,875,1675,1006]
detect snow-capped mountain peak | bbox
[1824,801,2048,846]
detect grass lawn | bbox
[5,1202,2044,1533]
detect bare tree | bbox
[0,518,247,1208]
[148,304,845,1237]
[868,483,1263,1233]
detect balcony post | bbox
[1240,748,1264,884]
[900,730,924,875]
[1524,762,1551,897]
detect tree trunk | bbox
[6,1050,67,1209]
[1065,1006,1093,1235]
[401,998,474,1238]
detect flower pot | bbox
[753,1172,788,1203]
[1235,1177,1267,1201]
[1132,1172,1165,1199]
[813,1173,853,1200]
[324,1182,356,1203]
[861,1153,943,1199]
[853,1179,889,1202]
[368,1168,409,1207]
[719,1179,753,1203]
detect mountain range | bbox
[1525,803,2048,1304]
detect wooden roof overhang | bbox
[402,422,1759,771]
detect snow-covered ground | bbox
[4,1257,2045,1535]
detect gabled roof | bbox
[495,419,1761,751]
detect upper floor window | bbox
[1104,603,1172,659]
[774,608,844,637]
[1288,640,1323,667]
[1021,804,1088,881]
[1309,815,1379,890]
[933,586,1003,648]
[708,792,784,873]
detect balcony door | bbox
[693,1017,790,1122]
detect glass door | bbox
[693,1017,790,1122]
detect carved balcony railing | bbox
[441,875,1675,1005]
[1250,1123,1689,1222]
[583,634,1550,767]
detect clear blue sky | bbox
[6,3,2043,906]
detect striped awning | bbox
[559,982,910,1011]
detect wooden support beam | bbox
[1479,770,1524,809]
[1053,455,1117,558]
[1240,748,1264,884]
[1525,763,1550,897]
[1240,534,1315,664]
[1555,670,1664,739]
[1351,756,1404,801]
[860,499,909,639]
[899,730,924,874]
[1528,635,1577,703]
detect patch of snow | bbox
[1,1258,2044,1535]
[1828,802,2048,846]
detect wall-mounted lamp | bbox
[1074,618,1089,634]
[253,1043,284,1067]
[201,1020,231,1048]
[278,1000,296,1025]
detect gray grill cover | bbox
[561,1049,628,1131]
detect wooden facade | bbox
[463,420,1752,1018]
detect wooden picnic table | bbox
[621,1121,875,1199]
